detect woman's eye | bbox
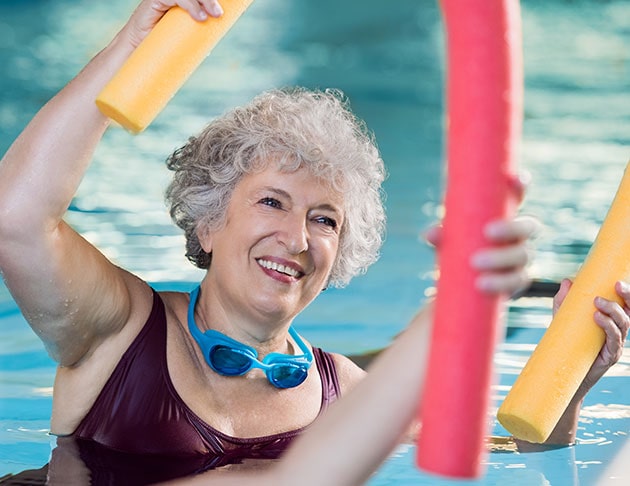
[315,216,337,229]
[259,197,282,209]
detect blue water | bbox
[0,0,629,484]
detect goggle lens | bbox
[210,346,252,375]
[269,365,308,389]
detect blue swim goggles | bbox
[188,286,313,389]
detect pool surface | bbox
[1,0,629,484]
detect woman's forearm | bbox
[0,34,134,235]
[274,308,433,485]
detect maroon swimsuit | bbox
[71,290,341,470]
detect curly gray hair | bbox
[165,87,386,288]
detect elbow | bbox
[0,170,55,245]
[0,192,31,247]
[0,214,28,274]
[0,204,59,272]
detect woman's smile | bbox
[256,257,305,280]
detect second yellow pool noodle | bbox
[497,161,630,443]
[96,0,254,133]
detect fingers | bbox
[507,170,532,205]
[470,215,540,294]
[475,268,530,294]
[483,214,541,244]
[470,237,530,295]
[423,215,539,295]
[594,299,628,351]
[596,282,630,341]
[424,215,540,246]
[552,278,573,315]
[123,0,223,46]
[590,284,630,373]
[180,0,223,19]
[423,215,540,249]
[198,0,224,17]
[576,281,630,395]
[423,224,442,248]
[471,243,529,271]
[594,282,630,347]
[615,280,630,312]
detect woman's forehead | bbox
[239,164,346,208]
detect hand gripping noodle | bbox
[96,0,255,133]
[416,0,523,478]
[498,161,630,443]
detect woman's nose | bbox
[278,214,308,255]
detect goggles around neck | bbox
[187,286,313,389]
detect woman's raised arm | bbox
[0,0,223,366]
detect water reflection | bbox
[1,435,281,485]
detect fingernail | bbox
[470,252,489,269]
[475,276,493,293]
[210,3,224,16]
[516,170,532,188]
[485,221,510,241]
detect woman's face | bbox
[199,163,344,328]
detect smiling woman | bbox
[0,0,389,476]
[0,3,382,470]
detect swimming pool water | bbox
[1,0,629,484]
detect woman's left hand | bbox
[426,215,539,296]
[471,216,539,294]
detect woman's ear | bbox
[196,224,213,254]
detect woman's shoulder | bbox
[328,352,367,394]
[157,289,191,327]
[158,288,189,308]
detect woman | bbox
[0,0,575,483]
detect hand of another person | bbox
[553,278,630,397]
[425,215,539,296]
[518,278,630,447]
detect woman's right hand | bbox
[121,0,224,48]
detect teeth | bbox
[257,259,300,278]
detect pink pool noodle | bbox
[416,0,523,478]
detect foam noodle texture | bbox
[498,161,630,443]
[96,0,254,133]
[416,0,522,478]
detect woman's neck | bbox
[194,281,296,356]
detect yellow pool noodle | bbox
[96,0,254,133]
[497,161,630,443]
